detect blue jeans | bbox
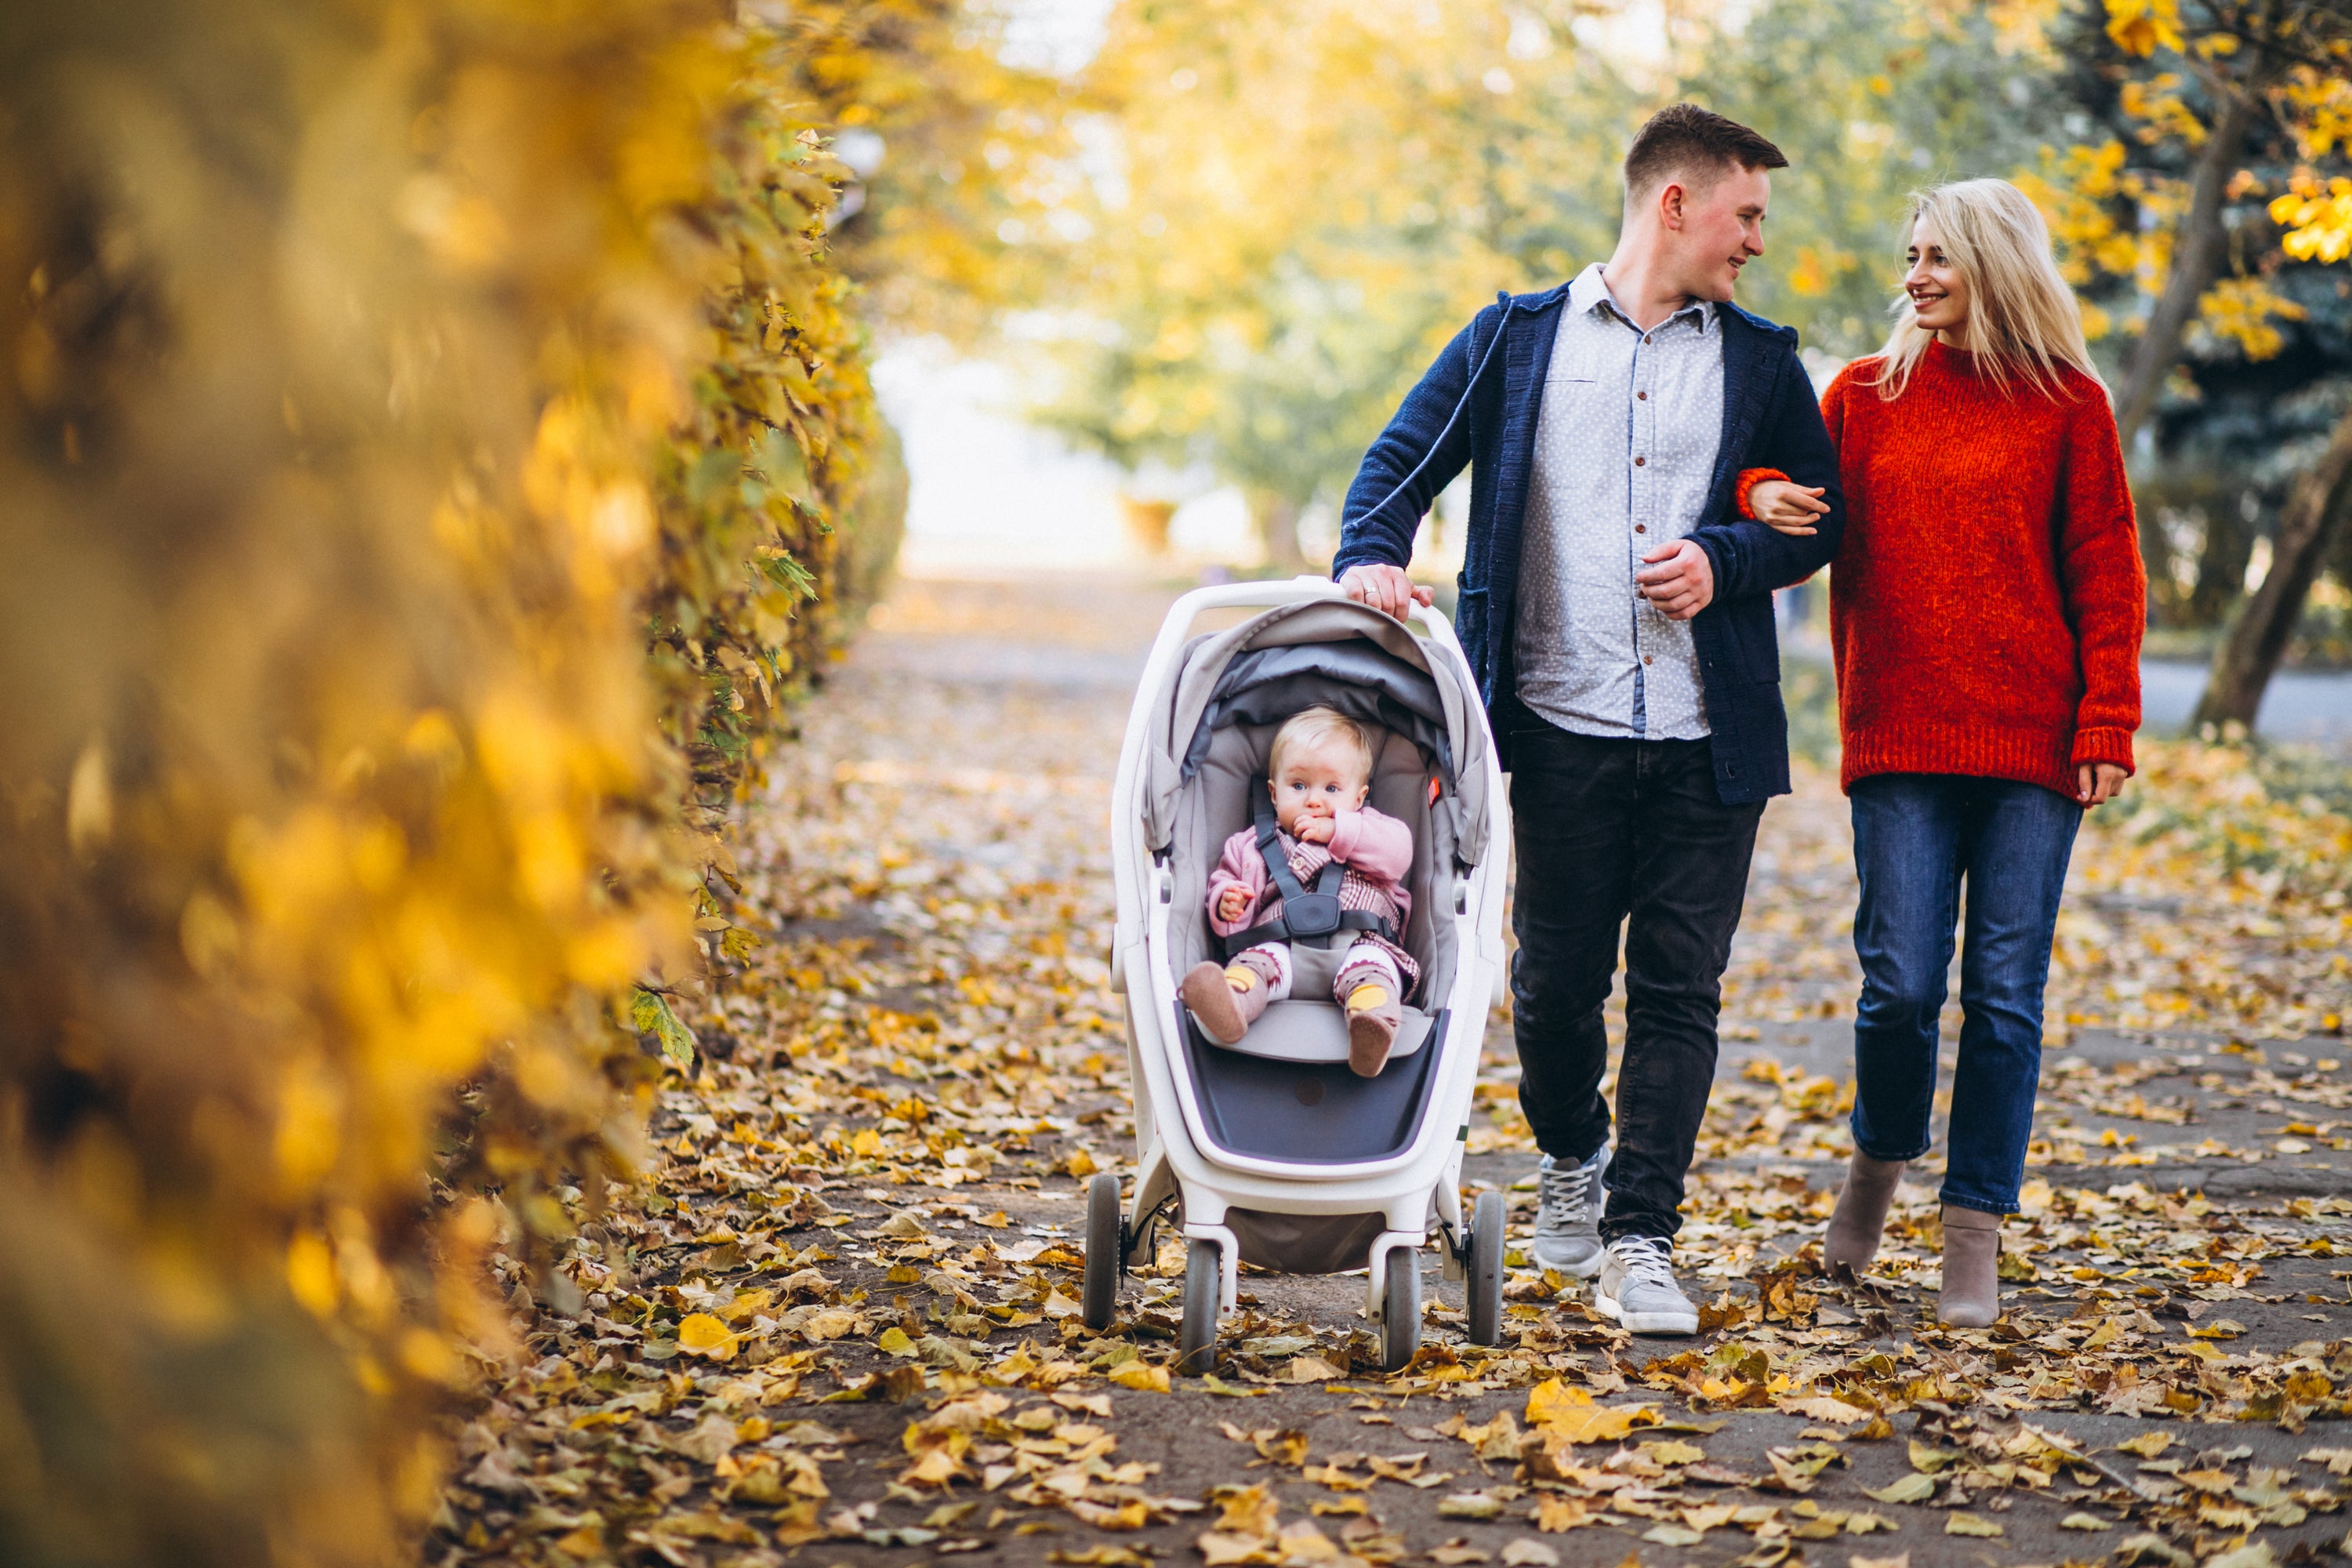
[1849,774,2082,1216]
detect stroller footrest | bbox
[1200,1001,1431,1065]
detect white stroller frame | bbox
[1087,578,1512,1373]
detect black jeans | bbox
[1505,708,1764,1243]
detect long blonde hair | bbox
[1872,178,2103,401]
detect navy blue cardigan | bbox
[1334,283,1846,804]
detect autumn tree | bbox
[750,0,1075,339]
[0,1,905,1559]
[1683,0,2069,355]
[1040,0,2067,568]
[1033,2,1626,568]
[2022,0,2352,723]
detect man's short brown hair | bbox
[1623,103,1787,206]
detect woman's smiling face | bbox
[1904,213,1972,337]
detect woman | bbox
[1739,179,2143,1327]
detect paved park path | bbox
[437,571,2352,1568]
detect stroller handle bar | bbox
[1157,573,1453,640]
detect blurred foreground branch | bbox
[0,2,896,1562]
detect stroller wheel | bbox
[1465,1190,1504,1347]
[1082,1172,1121,1331]
[1177,1239,1221,1376]
[1378,1250,1422,1373]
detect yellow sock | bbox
[1345,984,1388,1012]
[1224,966,1259,993]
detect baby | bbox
[1180,706,1418,1077]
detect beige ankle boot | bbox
[1180,960,1271,1044]
[1938,1204,2003,1327]
[1823,1152,1906,1271]
[1344,983,1401,1077]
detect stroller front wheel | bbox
[1082,1172,1121,1331]
[1177,1239,1221,1376]
[1378,1250,1422,1372]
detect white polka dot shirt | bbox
[1513,263,1722,740]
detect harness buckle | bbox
[1281,891,1344,941]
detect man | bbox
[1334,103,1843,1335]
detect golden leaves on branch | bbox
[0,0,902,1559]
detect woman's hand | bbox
[1748,480,1831,535]
[2076,763,2127,808]
[1216,884,1251,921]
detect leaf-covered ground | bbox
[436,573,2352,1568]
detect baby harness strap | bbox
[1220,786,1399,960]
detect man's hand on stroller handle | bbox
[1340,564,1433,619]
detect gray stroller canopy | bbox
[1181,640,1455,787]
[1143,598,1492,869]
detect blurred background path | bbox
[880,355,2352,749]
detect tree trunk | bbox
[2187,495,2253,627]
[2332,479,2352,588]
[2114,90,2263,456]
[2139,503,2182,622]
[1249,489,1306,575]
[2193,401,2352,728]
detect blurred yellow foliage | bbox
[2104,0,2187,56]
[0,1,896,1563]
[2019,140,2165,297]
[2272,174,2352,263]
[2038,0,2352,387]
[2197,274,2308,359]
[2120,74,2207,147]
[757,0,1072,338]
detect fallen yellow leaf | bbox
[1524,1377,1594,1425]
[1212,1483,1279,1537]
[1531,1403,1653,1446]
[1777,1395,1871,1425]
[1109,1362,1170,1392]
[676,1312,738,1359]
[1863,1474,1935,1504]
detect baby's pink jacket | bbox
[1205,806,1414,938]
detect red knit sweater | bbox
[1751,342,2144,798]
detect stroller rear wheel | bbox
[1177,1239,1221,1375]
[1082,1173,1121,1331]
[1465,1190,1504,1346]
[1378,1250,1421,1372]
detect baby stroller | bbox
[1086,578,1512,1374]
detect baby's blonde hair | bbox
[1873,178,2103,402]
[1269,706,1373,786]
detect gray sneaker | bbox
[1530,1149,1606,1278]
[1593,1235,1699,1336]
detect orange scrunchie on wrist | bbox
[1733,467,1790,521]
